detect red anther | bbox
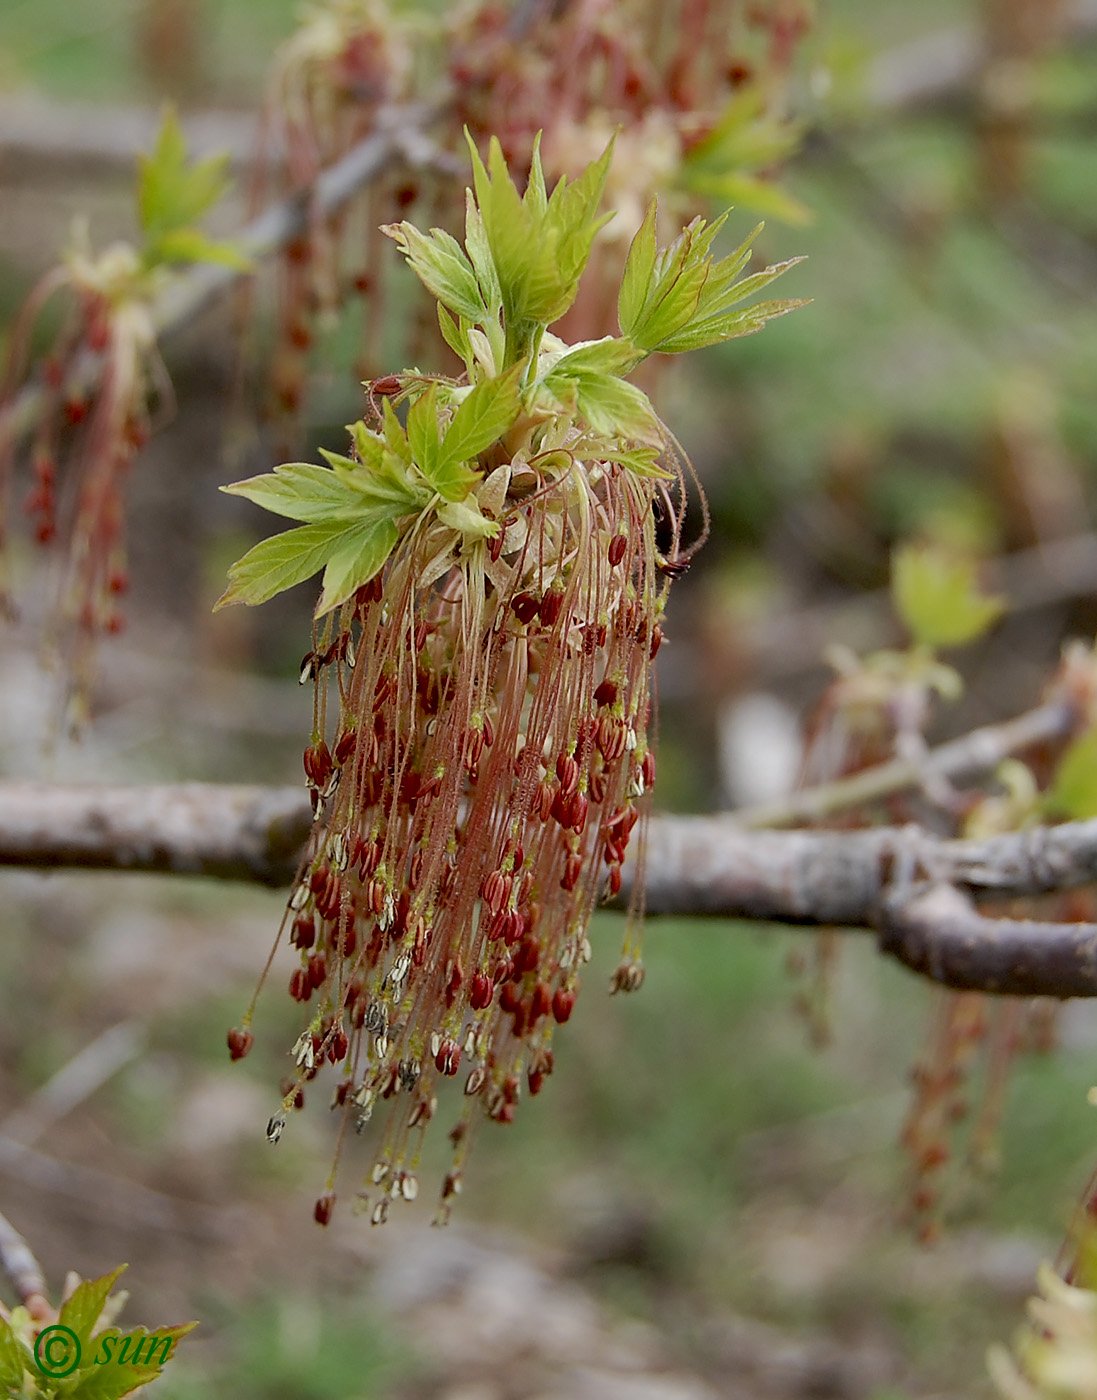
[277,381,302,414]
[481,869,511,916]
[536,780,555,822]
[304,741,333,788]
[413,920,429,967]
[309,865,330,897]
[514,935,541,974]
[552,988,575,1024]
[594,678,618,707]
[334,728,356,765]
[555,752,579,798]
[435,1039,461,1076]
[395,182,419,208]
[596,716,627,760]
[511,1005,527,1038]
[370,374,402,398]
[290,967,312,1002]
[608,864,623,896]
[291,915,316,950]
[482,714,494,747]
[227,1027,253,1061]
[314,1194,335,1226]
[316,874,342,920]
[551,789,574,828]
[529,982,551,1023]
[359,838,381,880]
[108,570,129,596]
[589,768,606,805]
[493,957,515,985]
[343,978,363,1009]
[368,878,386,915]
[539,586,565,627]
[35,521,56,545]
[495,1101,515,1124]
[489,529,505,562]
[528,1068,545,1096]
[64,397,88,425]
[392,890,411,938]
[919,1143,949,1172]
[445,961,463,1009]
[606,804,639,838]
[560,853,583,892]
[464,729,485,771]
[502,1074,520,1103]
[308,954,328,989]
[650,626,664,658]
[334,1081,351,1106]
[105,614,125,636]
[409,849,424,889]
[338,924,356,957]
[470,971,494,1010]
[328,1028,349,1063]
[353,272,372,295]
[498,983,521,1014]
[571,793,589,834]
[512,592,539,625]
[608,533,628,566]
[288,321,312,351]
[642,750,656,788]
[502,909,523,945]
[286,237,310,265]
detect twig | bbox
[0,1209,50,1318]
[0,1023,143,1148]
[731,697,1077,829]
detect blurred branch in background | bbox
[0,1209,49,1320]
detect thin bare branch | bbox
[731,697,1078,829]
[0,1209,50,1318]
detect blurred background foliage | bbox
[3,2,1097,1398]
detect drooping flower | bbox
[220,132,804,1224]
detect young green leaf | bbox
[319,448,426,513]
[618,200,659,339]
[382,222,487,322]
[137,109,232,243]
[59,1267,128,1351]
[560,369,661,443]
[69,1322,197,1400]
[215,521,367,609]
[316,517,400,616]
[653,296,808,353]
[406,384,443,479]
[0,1317,27,1391]
[222,463,366,522]
[892,543,1006,649]
[432,367,522,494]
[153,226,251,271]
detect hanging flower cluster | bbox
[220,134,804,1225]
[0,111,246,724]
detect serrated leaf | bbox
[437,304,470,364]
[549,338,638,377]
[137,109,232,242]
[463,191,501,315]
[221,463,363,522]
[215,521,360,609]
[406,385,442,478]
[319,449,424,512]
[316,517,399,616]
[1048,731,1097,820]
[382,398,412,466]
[599,445,674,479]
[151,226,251,270]
[382,222,486,321]
[892,543,1006,649]
[432,367,521,495]
[653,297,809,353]
[554,369,660,443]
[71,1323,197,1400]
[60,1268,128,1350]
[618,199,658,338]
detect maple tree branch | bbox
[6,780,1097,996]
[0,1209,50,1319]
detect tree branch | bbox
[0,1209,50,1319]
[7,779,1097,995]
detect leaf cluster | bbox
[0,1266,196,1400]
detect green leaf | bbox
[150,226,251,270]
[221,463,365,522]
[1048,731,1097,820]
[382,398,412,465]
[618,199,658,338]
[553,369,660,443]
[653,296,809,353]
[437,304,470,364]
[437,494,500,540]
[891,543,1006,649]
[548,337,638,377]
[137,108,232,242]
[316,516,399,616]
[60,1268,128,1350]
[70,1323,197,1400]
[215,521,362,609]
[433,367,521,495]
[0,1316,29,1389]
[318,449,425,512]
[463,190,501,316]
[685,169,813,225]
[406,384,442,478]
[382,222,486,322]
[598,445,674,479]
